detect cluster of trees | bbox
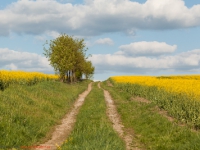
[44,34,94,83]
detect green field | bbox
[0,79,200,150]
[0,80,90,149]
[101,80,200,150]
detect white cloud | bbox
[89,48,200,74]
[0,48,54,73]
[94,38,114,45]
[0,0,200,36]
[35,31,60,42]
[46,31,60,39]
[6,63,18,70]
[117,41,177,56]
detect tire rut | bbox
[35,82,92,150]
[98,82,140,150]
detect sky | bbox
[0,0,200,81]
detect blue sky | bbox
[0,0,200,81]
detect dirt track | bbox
[98,82,140,150]
[35,82,140,150]
[35,83,92,150]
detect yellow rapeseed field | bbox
[111,75,200,99]
[0,70,58,89]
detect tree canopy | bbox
[44,34,95,83]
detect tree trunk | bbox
[72,69,76,82]
[67,70,70,83]
[70,70,73,83]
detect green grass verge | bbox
[110,79,200,129]
[60,82,126,150]
[0,80,90,149]
[101,80,200,150]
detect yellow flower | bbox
[55,143,62,150]
[111,75,200,101]
[0,70,58,89]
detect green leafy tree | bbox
[83,61,95,79]
[44,34,95,83]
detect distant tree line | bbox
[44,34,95,83]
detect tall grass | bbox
[0,80,90,149]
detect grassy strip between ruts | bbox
[101,80,200,150]
[0,80,90,150]
[60,82,126,150]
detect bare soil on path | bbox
[35,83,92,150]
[98,82,141,150]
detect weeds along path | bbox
[35,82,92,150]
[98,82,137,150]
